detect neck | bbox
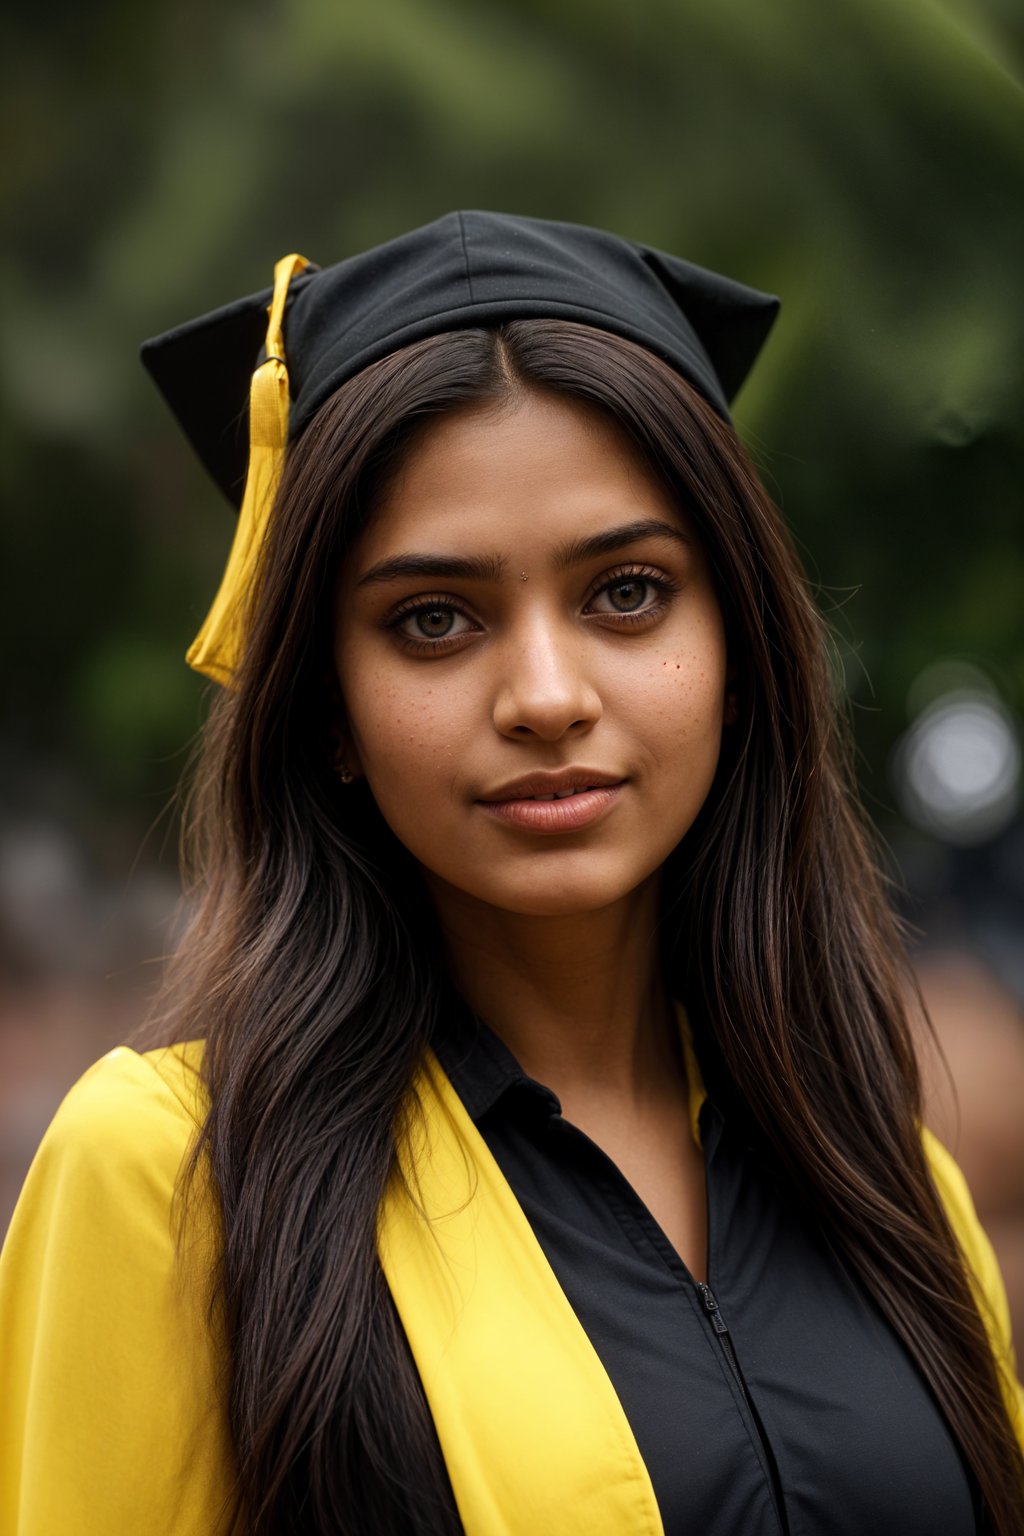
[427,875,682,1110]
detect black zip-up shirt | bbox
[431,1008,977,1536]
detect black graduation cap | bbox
[141,210,780,511]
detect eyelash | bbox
[383,564,681,654]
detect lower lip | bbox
[478,785,625,834]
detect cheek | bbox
[342,657,474,804]
[623,621,729,761]
[661,651,728,737]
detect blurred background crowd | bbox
[2,0,1023,1332]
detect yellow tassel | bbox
[186,253,312,684]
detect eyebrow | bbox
[355,519,689,588]
[554,519,690,569]
[357,551,508,587]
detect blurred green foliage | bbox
[3,0,1022,848]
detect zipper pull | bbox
[697,1281,729,1335]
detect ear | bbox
[330,734,364,783]
[330,717,365,780]
[327,673,365,782]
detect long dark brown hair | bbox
[153,320,1024,1534]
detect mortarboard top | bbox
[140,210,780,511]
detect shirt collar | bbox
[431,999,708,1150]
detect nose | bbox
[491,612,602,741]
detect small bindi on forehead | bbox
[355,518,690,588]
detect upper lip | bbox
[478,768,626,803]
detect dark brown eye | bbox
[607,579,648,612]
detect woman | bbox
[1,212,1021,1535]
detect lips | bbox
[476,770,626,835]
[529,787,602,801]
[478,769,625,804]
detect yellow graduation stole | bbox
[376,1033,705,1536]
[378,1045,665,1534]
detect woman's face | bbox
[333,388,729,920]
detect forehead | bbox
[357,389,689,557]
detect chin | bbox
[455,862,658,920]
[491,891,621,919]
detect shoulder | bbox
[28,1040,210,1212]
[0,1040,241,1535]
[2,1039,215,1311]
[52,1037,209,1133]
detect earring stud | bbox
[332,743,355,783]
